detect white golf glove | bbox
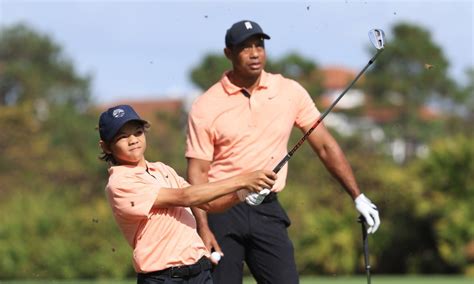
[354,193,380,234]
[236,189,271,206]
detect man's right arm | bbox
[187,158,223,256]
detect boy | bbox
[98,104,277,284]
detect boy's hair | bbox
[98,121,150,165]
[98,142,117,165]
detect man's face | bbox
[109,121,147,166]
[227,35,266,78]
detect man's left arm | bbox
[303,122,380,234]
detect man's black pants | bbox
[208,196,298,284]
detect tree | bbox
[0,24,127,279]
[363,22,457,161]
[190,54,231,91]
[460,68,474,123]
[413,134,474,274]
[0,23,91,109]
[464,68,474,102]
[266,52,324,100]
[189,51,324,98]
[0,23,98,194]
[365,22,454,106]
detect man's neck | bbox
[228,71,262,94]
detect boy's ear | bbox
[99,140,112,154]
[224,47,232,60]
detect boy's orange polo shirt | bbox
[186,70,320,192]
[105,161,209,273]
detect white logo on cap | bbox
[112,108,125,118]
[244,21,253,30]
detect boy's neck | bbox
[116,158,147,168]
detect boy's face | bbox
[103,121,147,166]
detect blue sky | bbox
[1,0,472,103]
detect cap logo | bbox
[244,21,253,30]
[112,108,125,118]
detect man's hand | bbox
[354,193,380,234]
[196,225,222,265]
[245,188,271,205]
[237,188,271,206]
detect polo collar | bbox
[220,70,269,96]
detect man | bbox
[186,20,380,284]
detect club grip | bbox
[272,154,291,174]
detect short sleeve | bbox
[185,101,214,161]
[106,173,160,221]
[162,163,191,188]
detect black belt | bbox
[262,192,278,203]
[139,256,211,278]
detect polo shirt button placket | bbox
[246,90,257,128]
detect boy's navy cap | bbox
[225,20,270,48]
[99,104,149,142]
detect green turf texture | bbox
[244,276,473,284]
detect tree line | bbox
[0,22,473,279]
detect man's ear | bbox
[99,140,112,154]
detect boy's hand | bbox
[243,170,277,193]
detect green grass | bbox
[246,276,474,284]
[1,276,473,284]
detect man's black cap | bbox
[225,20,270,48]
[99,104,149,142]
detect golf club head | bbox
[368,29,385,50]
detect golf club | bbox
[358,215,372,284]
[272,29,386,174]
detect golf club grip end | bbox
[272,154,291,174]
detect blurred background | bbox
[0,0,473,282]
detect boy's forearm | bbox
[200,192,241,213]
[154,174,245,209]
[186,159,244,211]
[182,175,246,206]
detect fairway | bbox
[245,276,473,284]
[1,276,473,284]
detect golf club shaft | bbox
[360,217,371,284]
[358,215,371,284]
[272,49,384,174]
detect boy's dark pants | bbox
[137,257,213,284]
